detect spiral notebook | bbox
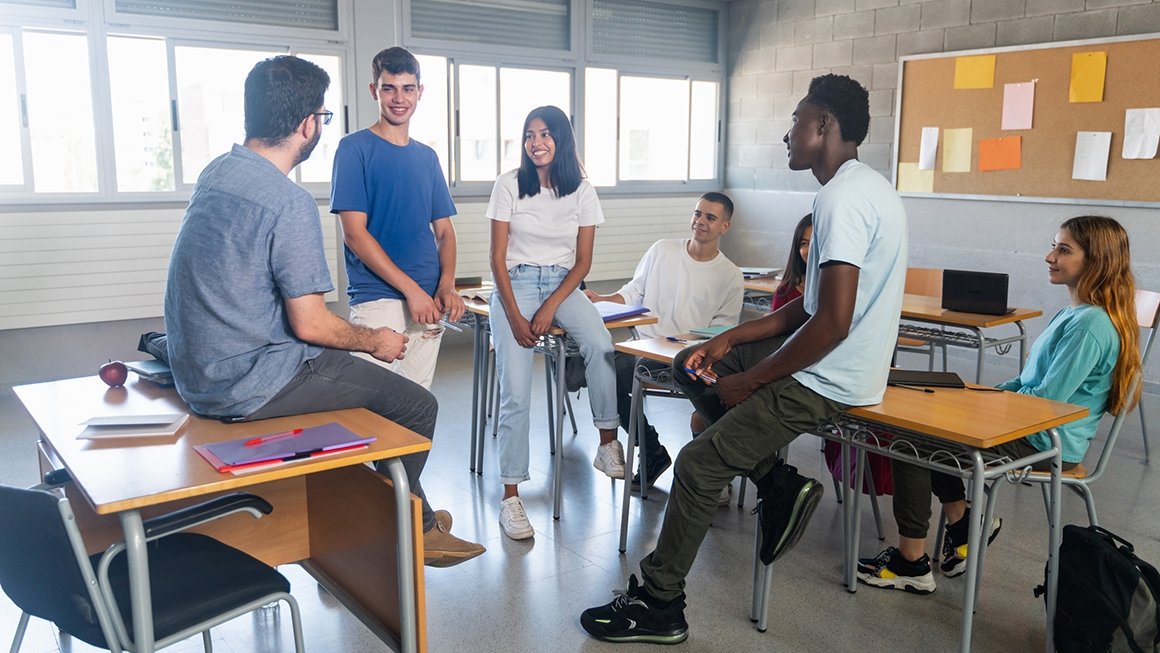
[195,421,374,472]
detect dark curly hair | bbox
[244,55,329,146]
[805,74,870,146]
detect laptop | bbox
[941,269,1015,315]
[888,369,965,389]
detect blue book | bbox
[689,324,733,338]
[592,301,649,321]
[200,422,375,467]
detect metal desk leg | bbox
[119,510,154,653]
[970,327,986,383]
[1017,321,1029,371]
[544,355,556,449]
[1045,429,1063,653]
[841,440,855,591]
[475,323,491,474]
[383,458,418,653]
[618,376,642,552]
[469,314,483,473]
[957,451,987,653]
[850,448,867,589]
[552,338,567,520]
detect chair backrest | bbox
[905,268,943,297]
[1087,371,1144,481]
[0,485,116,648]
[1136,289,1160,366]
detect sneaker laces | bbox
[867,546,899,569]
[610,588,648,612]
[504,498,528,521]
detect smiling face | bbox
[524,118,555,171]
[370,72,422,128]
[1045,227,1086,289]
[689,199,731,244]
[783,99,826,171]
[798,225,813,265]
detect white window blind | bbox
[410,0,569,51]
[114,0,339,31]
[592,0,717,64]
[0,0,75,8]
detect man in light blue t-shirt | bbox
[581,74,908,643]
[165,55,483,568]
[330,47,463,390]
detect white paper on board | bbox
[1072,131,1112,181]
[918,127,939,170]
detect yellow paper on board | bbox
[1069,52,1106,103]
[953,55,996,89]
[897,162,934,193]
[942,128,972,173]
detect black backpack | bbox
[1036,525,1160,652]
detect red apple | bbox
[99,360,128,387]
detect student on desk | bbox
[584,193,744,494]
[857,215,1140,594]
[487,105,624,541]
[771,213,812,311]
[164,56,484,568]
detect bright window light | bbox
[458,64,497,182]
[25,31,98,192]
[108,35,174,192]
[410,54,450,183]
[689,80,718,180]
[619,76,689,181]
[0,33,22,186]
[499,67,570,174]
[584,67,617,187]
[295,52,343,184]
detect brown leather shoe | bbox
[423,511,485,568]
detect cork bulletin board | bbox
[893,34,1160,205]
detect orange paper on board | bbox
[978,137,1021,171]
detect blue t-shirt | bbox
[329,130,456,305]
[164,144,333,417]
[997,304,1120,463]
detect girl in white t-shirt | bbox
[487,105,623,540]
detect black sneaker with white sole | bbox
[580,574,689,645]
[753,460,824,565]
[630,445,673,491]
[856,547,937,594]
[940,511,1003,577]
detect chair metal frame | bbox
[1134,289,1160,461]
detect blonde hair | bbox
[1060,216,1140,414]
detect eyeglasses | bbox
[311,110,333,125]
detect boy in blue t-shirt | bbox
[330,47,463,390]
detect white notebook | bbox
[78,413,190,439]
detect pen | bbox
[683,367,718,386]
[666,336,688,343]
[244,428,304,447]
[439,319,463,333]
[889,383,935,394]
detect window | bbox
[0,32,23,187]
[25,30,98,193]
[108,35,173,192]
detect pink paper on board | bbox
[1002,82,1035,130]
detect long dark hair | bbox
[517,105,583,199]
[779,214,813,294]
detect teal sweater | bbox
[996,304,1120,463]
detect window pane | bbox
[499,68,570,174]
[584,67,616,187]
[458,65,496,182]
[689,80,718,180]
[24,31,97,192]
[0,33,22,186]
[108,36,174,192]
[410,54,449,183]
[176,45,278,184]
[619,76,688,181]
[295,52,343,184]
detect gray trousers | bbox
[638,335,848,601]
[246,348,438,531]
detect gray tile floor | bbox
[2,335,1158,652]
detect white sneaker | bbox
[499,496,534,540]
[593,440,626,479]
[718,482,733,507]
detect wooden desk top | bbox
[743,276,782,293]
[15,376,432,515]
[464,300,659,331]
[901,294,1043,328]
[611,336,1088,450]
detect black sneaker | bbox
[630,445,673,491]
[580,574,689,645]
[940,511,1002,577]
[752,460,824,564]
[856,547,937,594]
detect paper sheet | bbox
[1122,108,1160,159]
[1069,52,1107,103]
[942,128,972,173]
[978,137,1021,172]
[918,127,939,170]
[1072,131,1112,181]
[1002,82,1035,130]
[897,162,934,193]
[954,55,996,90]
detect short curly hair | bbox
[804,74,870,146]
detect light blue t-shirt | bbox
[793,159,909,406]
[329,130,456,305]
[997,304,1120,463]
[164,144,333,417]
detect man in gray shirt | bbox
[164,55,484,567]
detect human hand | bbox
[509,313,538,348]
[369,328,408,363]
[715,371,757,407]
[583,289,602,303]
[405,291,441,325]
[435,286,466,322]
[529,303,558,337]
[683,335,732,380]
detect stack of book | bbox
[126,359,174,387]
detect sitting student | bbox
[857,215,1140,594]
[584,192,744,492]
[771,214,812,311]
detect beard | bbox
[294,126,322,167]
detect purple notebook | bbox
[202,422,374,466]
[592,301,649,321]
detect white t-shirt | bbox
[486,169,605,270]
[793,159,908,406]
[614,238,744,339]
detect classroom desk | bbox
[609,337,1087,653]
[899,293,1042,382]
[462,300,657,519]
[742,276,781,312]
[14,375,432,653]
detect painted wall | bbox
[722,0,1160,389]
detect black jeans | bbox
[614,351,668,455]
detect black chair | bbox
[0,483,305,653]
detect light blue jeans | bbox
[490,264,619,485]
